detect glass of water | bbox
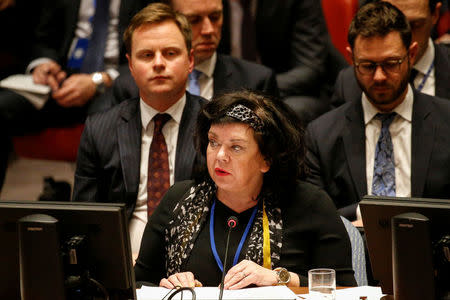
[308,268,336,300]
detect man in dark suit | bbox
[0,0,148,191]
[305,2,450,221]
[332,0,450,107]
[220,0,336,123]
[72,3,206,254]
[95,0,278,111]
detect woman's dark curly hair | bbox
[194,90,307,196]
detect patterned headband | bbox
[225,104,263,131]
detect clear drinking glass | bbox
[308,268,336,300]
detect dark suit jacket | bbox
[331,43,450,107]
[211,54,279,96]
[31,0,146,67]
[72,93,206,219]
[220,0,328,98]
[96,53,279,110]
[305,90,450,220]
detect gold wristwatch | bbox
[274,267,291,285]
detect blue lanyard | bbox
[209,199,258,272]
[416,62,434,92]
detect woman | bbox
[135,91,356,288]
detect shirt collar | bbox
[362,85,413,125]
[195,52,217,78]
[140,94,187,130]
[413,38,434,76]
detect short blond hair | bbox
[123,3,192,54]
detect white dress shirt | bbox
[187,52,217,100]
[129,95,186,254]
[411,38,435,96]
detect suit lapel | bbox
[411,91,434,196]
[342,101,367,199]
[213,55,233,92]
[174,93,199,181]
[117,99,141,196]
[434,44,450,99]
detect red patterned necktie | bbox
[147,113,171,216]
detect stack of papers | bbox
[0,74,50,109]
[137,286,298,300]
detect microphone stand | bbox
[219,217,238,300]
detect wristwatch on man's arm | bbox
[91,72,106,94]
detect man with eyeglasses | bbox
[304,2,450,222]
[332,0,449,106]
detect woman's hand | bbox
[223,260,277,289]
[159,272,203,289]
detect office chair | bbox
[340,216,368,286]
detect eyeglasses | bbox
[354,54,408,76]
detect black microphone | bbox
[219,216,238,300]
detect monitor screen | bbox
[360,195,450,296]
[0,200,136,300]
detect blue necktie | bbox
[188,69,201,96]
[372,113,396,196]
[80,0,110,73]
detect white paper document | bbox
[298,286,384,300]
[137,286,298,300]
[0,74,50,109]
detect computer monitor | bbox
[0,200,136,300]
[360,195,450,297]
